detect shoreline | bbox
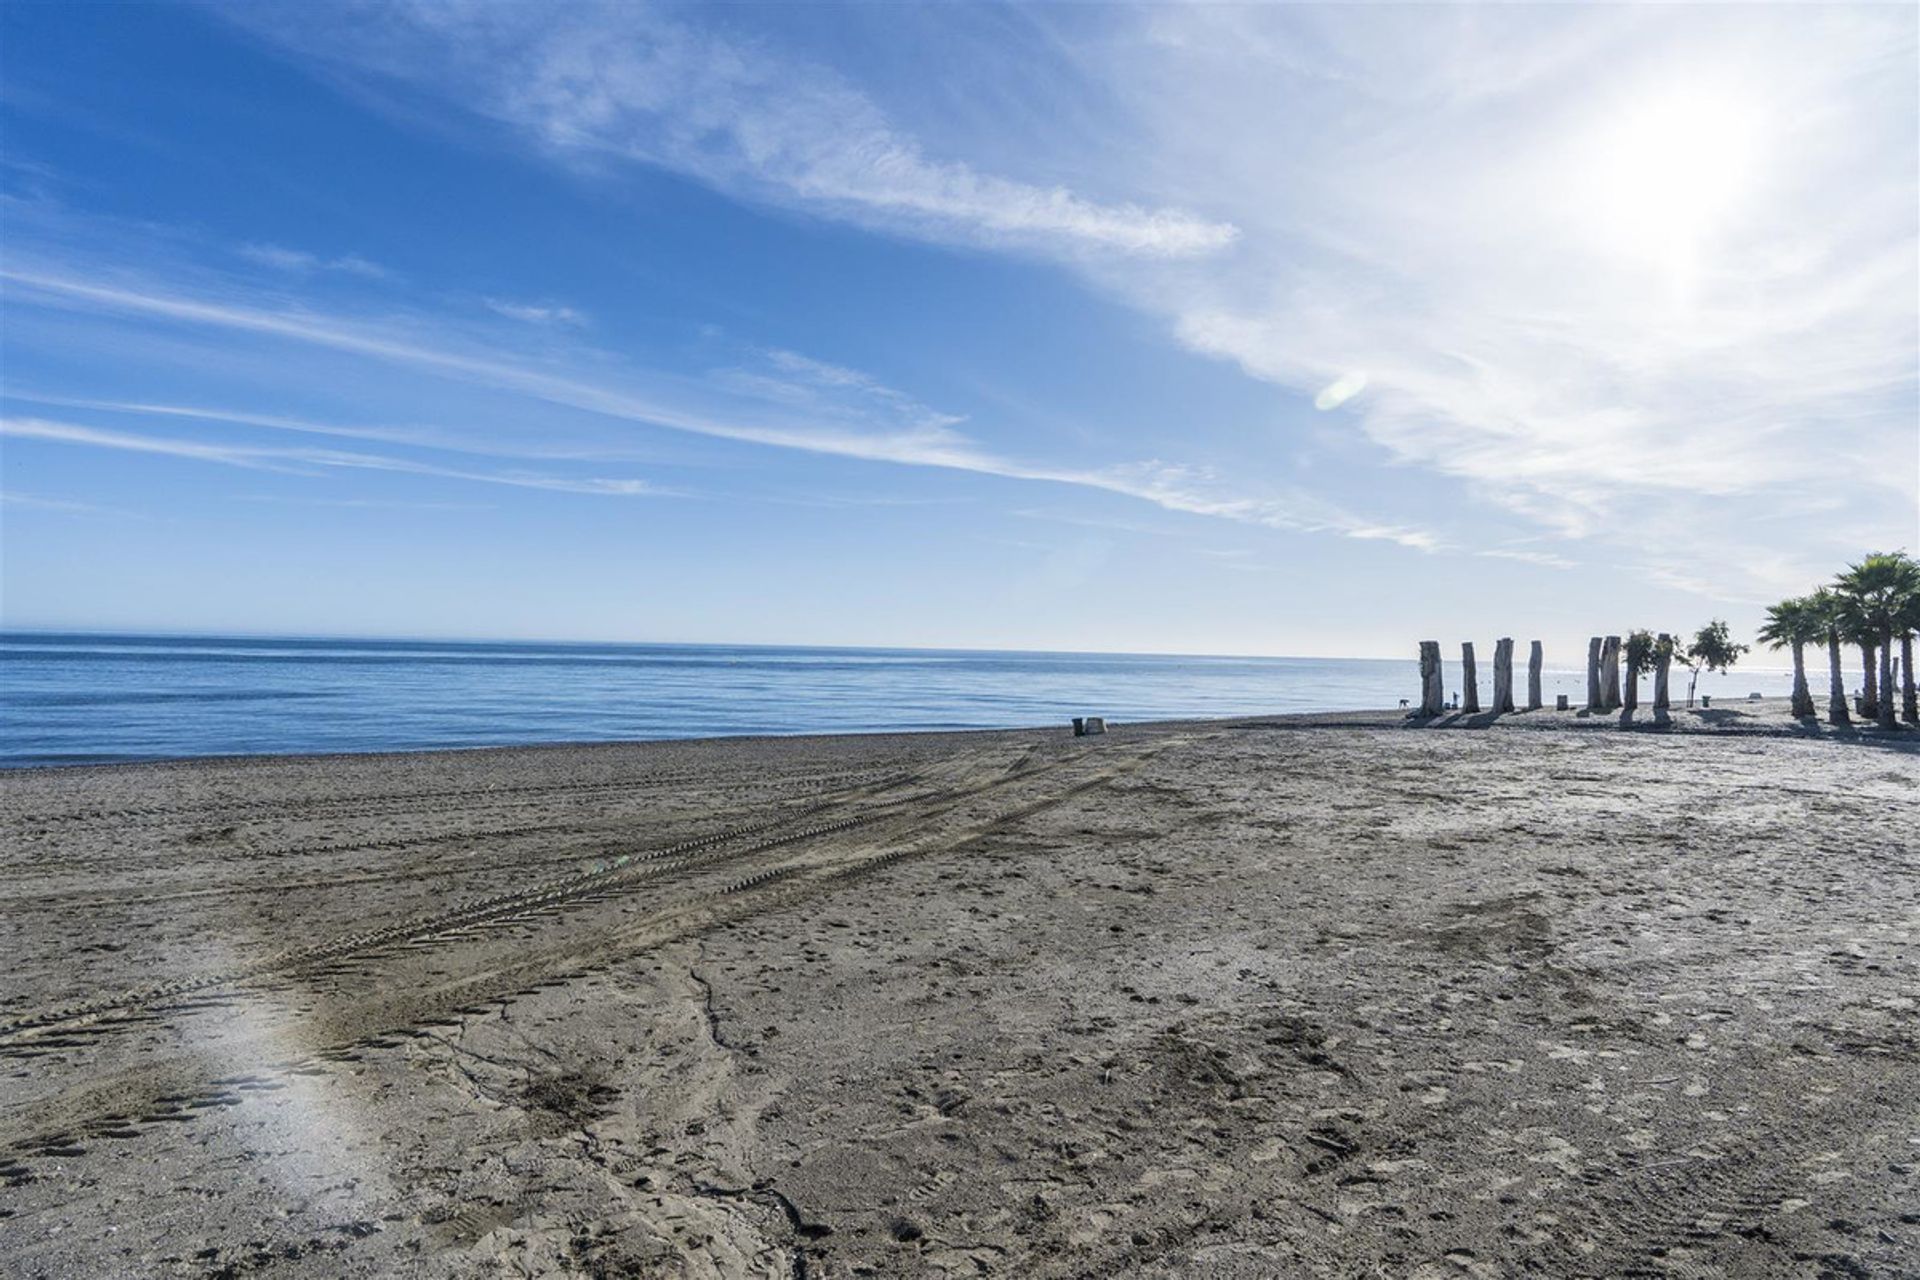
[4,629,1803,772]
[5,693,1908,774]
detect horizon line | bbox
[0,623,1436,667]
[0,625,1799,671]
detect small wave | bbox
[2,689,334,708]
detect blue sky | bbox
[2,2,1915,658]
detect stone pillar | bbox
[1526,640,1543,710]
[1601,635,1622,710]
[1461,642,1480,714]
[1904,635,1917,725]
[1586,637,1603,710]
[1492,637,1515,713]
[1419,641,1444,717]
[1653,634,1672,710]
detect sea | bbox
[0,632,1794,768]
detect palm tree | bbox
[1809,588,1851,726]
[1757,597,1819,718]
[1836,593,1879,720]
[1836,552,1920,731]
[1894,560,1920,725]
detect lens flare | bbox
[1314,371,1369,411]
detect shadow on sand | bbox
[1415,707,1539,730]
[1403,704,1918,752]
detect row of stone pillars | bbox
[1419,634,1679,718]
[1583,633,1675,712]
[1417,639,1543,717]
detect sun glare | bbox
[1580,85,1765,280]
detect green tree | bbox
[1679,619,1747,708]
[1835,592,1880,719]
[1808,588,1852,727]
[1622,629,1656,711]
[1757,597,1821,718]
[1836,552,1920,730]
[1897,573,1920,725]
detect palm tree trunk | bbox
[1860,642,1878,718]
[1903,634,1917,725]
[1827,630,1851,725]
[1878,628,1896,728]
[1789,641,1811,717]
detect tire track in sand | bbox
[0,735,1191,1163]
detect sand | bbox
[1,700,1916,1278]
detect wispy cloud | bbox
[3,417,291,471]
[235,494,493,510]
[1034,458,1439,551]
[0,416,659,496]
[0,390,677,467]
[0,490,133,516]
[2,263,1437,549]
[483,297,586,326]
[0,265,971,463]
[222,2,1237,259]
[1010,507,1191,539]
[216,2,1915,597]
[238,242,389,279]
[714,346,966,438]
[4,392,472,454]
[1475,548,1579,570]
[1093,5,1917,555]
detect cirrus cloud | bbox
[222,0,1239,260]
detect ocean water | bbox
[0,632,1794,767]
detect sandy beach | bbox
[1,701,1916,1278]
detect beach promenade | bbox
[1,703,1915,1277]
